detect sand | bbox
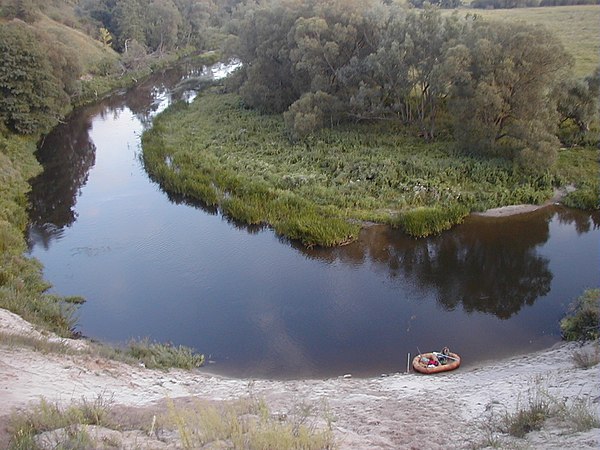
[1,307,598,449]
[473,186,575,218]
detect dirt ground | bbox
[0,308,598,449]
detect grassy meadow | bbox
[142,91,598,244]
[459,6,600,77]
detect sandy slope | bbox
[0,308,598,449]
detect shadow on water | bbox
[299,207,599,320]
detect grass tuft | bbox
[8,396,113,450]
[126,338,205,370]
[570,346,600,369]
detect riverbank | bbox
[1,308,598,449]
[474,186,574,217]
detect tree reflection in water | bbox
[27,62,204,250]
[301,207,600,320]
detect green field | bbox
[459,6,600,77]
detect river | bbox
[27,60,600,379]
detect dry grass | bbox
[164,396,335,449]
[494,375,600,439]
[571,344,600,369]
[7,395,335,450]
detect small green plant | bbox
[126,337,205,370]
[560,289,600,341]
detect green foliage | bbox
[81,0,217,54]
[554,146,600,210]
[448,20,570,171]
[126,338,205,370]
[0,22,69,134]
[0,133,84,336]
[560,289,600,341]
[284,91,341,140]
[228,1,585,168]
[460,6,599,78]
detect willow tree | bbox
[447,20,572,170]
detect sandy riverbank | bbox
[473,186,576,218]
[0,308,598,449]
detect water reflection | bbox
[28,112,96,248]
[27,60,220,248]
[302,207,599,320]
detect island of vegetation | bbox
[141,0,599,247]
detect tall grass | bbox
[142,90,593,244]
[8,395,335,450]
[126,338,205,370]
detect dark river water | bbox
[27,61,600,379]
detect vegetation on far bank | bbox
[140,1,598,245]
[458,5,600,77]
[0,0,598,346]
[142,89,598,244]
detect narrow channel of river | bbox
[27,61,600,379]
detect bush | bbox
[560,289,600,341]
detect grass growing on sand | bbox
[165,397,334,450]
[7,396,335,450]
[142,90,597,245]
[476,374,600,446]
[7,396,113,450]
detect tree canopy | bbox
[227,0,577,170]
[0,22,70,134]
